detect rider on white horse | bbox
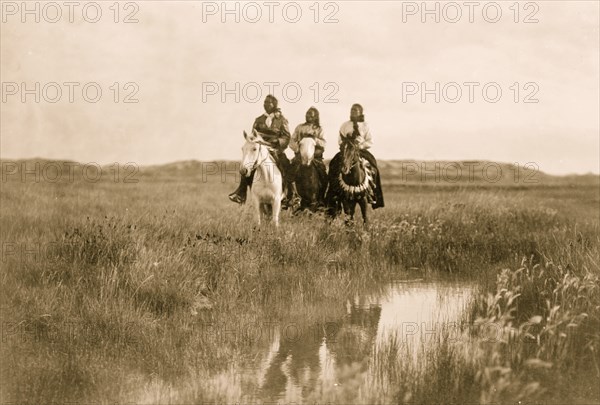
[229,95,293,208]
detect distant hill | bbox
[376,160,600,187]
[1,158,598,187]
[141,159,599,187]
[378,160,546,186]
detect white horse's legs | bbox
[254,195,262,227]
[272,198,281,227]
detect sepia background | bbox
[1,0,599,174]
[2,2,600,405]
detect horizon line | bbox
[1,156,599,177]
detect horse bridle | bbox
[341,140,361,174]
[249,141,270,172]
[342,159,360,174]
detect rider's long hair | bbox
[306,107,320,128]
[350,104,364,139]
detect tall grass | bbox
[367,234,599,404]
[1,164,598,403]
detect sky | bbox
[1,0,599,175]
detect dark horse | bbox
[295,136,326,212]
[326,137,377,225]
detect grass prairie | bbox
[1,159,598,404]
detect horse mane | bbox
[254,138,281,179]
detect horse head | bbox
[338,136,372,198]
[341,137,362,176]
[241,129,269,177]
[299,136,316,166]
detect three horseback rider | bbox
[229,98,383,212]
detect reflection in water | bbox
[237,280,473,404]
[376,281,472,350]
[260,325,323,400]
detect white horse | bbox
[240,130,283,226]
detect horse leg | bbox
[300,198,308,212]
[272,198,281,227]
[255,198,262,227]
[310,168,321,212]
[316,162,327,206]
[343,201,356,226]
[308,191,318,212]
[359,197,369,226]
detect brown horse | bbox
[295,137,326,212]
[326,138,376,225]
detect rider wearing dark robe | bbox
[326,104,385,210]
[289,107,328,199]
[229,95,293,207]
